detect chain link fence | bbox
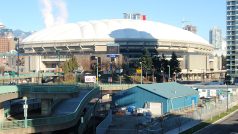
[96,94,238,134]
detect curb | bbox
[193,108,238,134]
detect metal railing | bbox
[0,86,100,130]
[0,84,97,95]
[0,72,58,80]
[0,86,18,94]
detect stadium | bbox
[20,19,222,80]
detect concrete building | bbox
[112,82,199,115]
[209,27,222,49]
[21,19,223,79]
[0,25,15,53]
[183,24,197,34]
[0,38,15,53]
[226,0,238,77]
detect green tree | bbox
[169,52,181,79]
[62,56,78,74]
[152,56,163,82]
[221,55,226,70]
[139,49,152,79]
[161,54,169,81]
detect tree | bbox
[161,54,169,77]
[152,56,163,82]
[169,52,181,80]
[0,66,4,76]
[139,49,153,79]
[62,56,79,74]
[221,55,226,70]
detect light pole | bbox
[167,65,170,81]
[227,83,229,112]
[38,53,41,84]
[23,96,28,128]
[56,50,60,83]
[14,37,20,84]
[95,57,99,84]
[140,62,142,84]
[225,78,230,112]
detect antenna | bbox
[181,18,191,28]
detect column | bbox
[0,103,4,121]
[41,99,53,116]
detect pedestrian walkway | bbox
[52,90,89,115]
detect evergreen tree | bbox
[152,56,163,82]
[160,54,169,81]
[140,49,152,79]
[221,55,226,69]
[169,52,181,79]
[62,56,79,74]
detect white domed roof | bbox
[0,22,5,28]
[23,19,210,45]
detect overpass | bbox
[0,72,60,83]
[0,84,100,133]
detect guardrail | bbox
[0,72,58,80]
[0,86,18,94]
[0,86,100,131]
[0,84,98,95]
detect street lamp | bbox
[140,62,143,84]
[38,53,41,84]
[56,50,60,83]
[95,57,99,84]
[14,37,20,84]
[225,77,230,112]
[167,65,170,81]
[23,96,28,128]
[227,83,229,112]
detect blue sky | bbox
[0,0,225,40]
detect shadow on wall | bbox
[109,28,156,40]
[112,90,136,108]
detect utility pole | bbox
[167,65,170,81]
[95,57,98,84]
[140,62,143,84]
[14,37,20,84]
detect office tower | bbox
[226,0,238,76]
[0,24,14,53]
[123,13,146,20]
[183,25,197,34]
[209,27,222,49]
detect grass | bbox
[181,105,238,134]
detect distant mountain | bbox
[13,30,33,40]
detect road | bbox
[196,110,238,134]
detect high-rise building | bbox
[123,13,146,20]
[209,27,222,49]
[183,25,197,34]
[0,24,14,53]
[226,0,238,77]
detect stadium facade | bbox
[21,19,223,80]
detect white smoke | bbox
[54,0,68,25]
[40,0,68,28]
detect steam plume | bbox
[40,0,68,28]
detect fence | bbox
[103,94,238,134]
[161,94,238,133]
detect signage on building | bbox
[136,68,142,74]
[85,76,96,83]
[106,54,119,58]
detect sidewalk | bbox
[165,120,200,134]
[165,108,238,134]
